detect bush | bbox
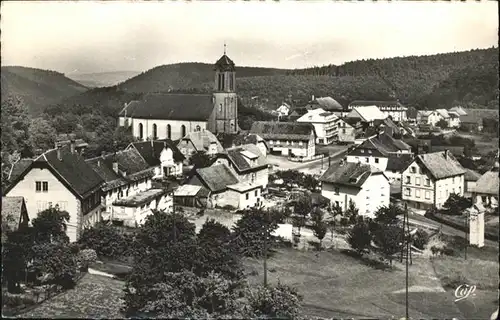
[69,242,81,254]
[413,229,430,250]
[2,293,23,307]
[441,274,469,290]
[76,249,98,271]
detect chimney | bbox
[70,139,76,154]
[311,95,315,101]
[164,141,167,149]
[113,161,119,174]
[444,149,449,160]
[55,143,62,161]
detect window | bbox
[138,123,144,140]
[360,149,364,153]
[195,125,201,132]
[291,141,294,146]
[452,188,455,194]
[255,190,258,197]
[299,141,303,146]
[270,140,273,145]
[287,141,290,145]
[152,123,157,139]
[410,167,416,173]
[452,177,455,183]
[167,124,171,139]
[334,187,340,195]
[425,191,431,199]
[35,181,42,192]
[406,176,411,184]
[405,188,411,196]
[181,125,186,137]
[459,186,462,194]
[42,181,48,192]
[219,104,223,112]
[375,158,379,164]
[335,201,339,207]
[251,173,256,183]
[365,158,369,163]
[246,193,249,200]
[229,74,234,91]
[415,177,421,186]
[425,178,430,186]
[415,189,420,198]
[419,168,423,174]
[342,129,346,133]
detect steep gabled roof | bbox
[415,151,465,180]
[436,109,450,119]
[181,130,224,153]
[250,121,315,141]
[1,196,27,231]
[119,93,214,121]
[314,97,343,111]
[474,166,499,195]
[195,164,239,193]
[320,162,385,188]
[223,144,268,173]
[215,54,236,72]
[386,153,415,172]
[449,106,467,116]
[347,106,387,123]
[128,139,184,166]
[354,132,411,156]
[7,159,33,182]
[5,145,104,199]
[296,108,339,123]
[464,168,481,182]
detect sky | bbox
[1,1,498,75]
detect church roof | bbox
[120,93,214,121]
[215,54,236,72]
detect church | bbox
[118,51,239,141]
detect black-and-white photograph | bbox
[1,0,498,319]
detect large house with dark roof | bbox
[177,130,224,163]
[118,53,239,141]
[320,162,390,218]
[348,100,407,122]
[4,142,104,242]
[346,132,413,182]
[126,139,185,178]
[401,150,465,210]
[250,121,316,159]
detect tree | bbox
[443,193,472,215]
[345,199,359,225]
[197,219,243,281]
[310,207,327,249]
[32,206,71,244]
[1,96,31,157]
[347,221,372,256]
[30,241,77,289]
[248,283,302,319]
[189,151,213,169]
[232,207,280,258]
[374,203,404,225]
[2,227,34,293]
[326,202,343,242]
[292,195,312,236]
[373,225,403,267]
[78,222,132,259]
[27,118,57,153]
[436,119,448,129]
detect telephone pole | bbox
[405,203,409,320]
[263,207,269,287]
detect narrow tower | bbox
[212,44,238,134]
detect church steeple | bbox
[214,44,236,92]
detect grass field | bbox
[18,274,125,318]
[243,247,476,318]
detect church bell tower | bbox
[212,44,238,134]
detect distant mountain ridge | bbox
[1,66,88,116]
[67,71,142,88]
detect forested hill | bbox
[115,47,499,111]
[117,62,289,93]
[1,66,88,116]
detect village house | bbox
[274,102,291,117]
[173,184,210,209]
[177,130,224,163]
[212,143,270,189]
[320,162,390,218]
[118,52,239,140]
[345,105,387,126]
[446,111,461,128]
[401,150,465,210]
[337,118,356,144]
[472,161,499,208]
[217,133,268,157]
[250,121,316,159]
[1,196,30,233]
[85,148,154,221]
[459,114,483,132]
[346,132,413,178]
[306,96,345,114]
[449,106,467,117]
[3,143,104,242]
[348,100,408,122]
[296,108,340,145]
[463,168,481,198]
[406,107,418,124]
[126,139,185,178]
[186,164,263,209]
[417,110,442,126]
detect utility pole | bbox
[263,207,268,287]
[465,211,468,260]
[405,203,409,320]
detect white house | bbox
[337,119,356,144]
[417,110,442,126]
[212,143,270,189]
[218,133,268,158]
[472,161,499,208]
[346,132,413,177]
[449,106,467,116]
[186,164,263,210]
[345,106,387,125]
[126,139,185,178]
[296,108,340,145]
[348,100,408,122]
[275,103,291,117]
[447,111,461,128]
[401,150,465,210]
[177,130,224,163]
[250,121,316,159]
[85,148,154,221]
[118,53,239,140]
[111,189,173,227]
[4,143,104,242]
[320,162,390,218]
